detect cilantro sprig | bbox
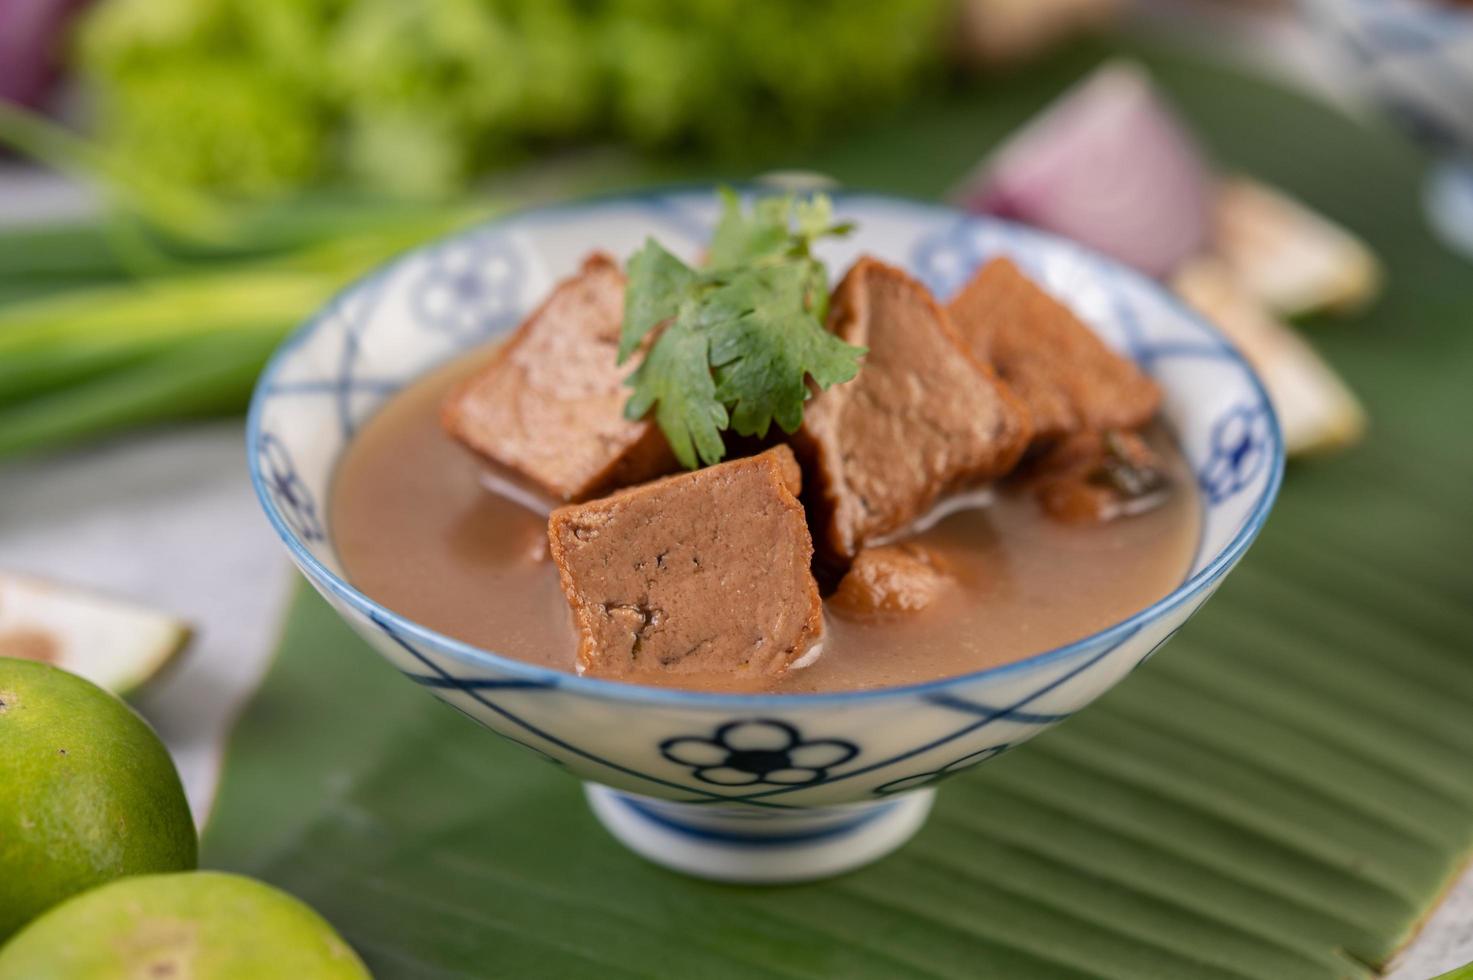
[619,189,864,469]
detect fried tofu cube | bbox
[832,544,955,616]
[442,253,676,502]
[797,257,1032,561]
[1026,428,1169,523]
[947,257,1160,443]
[547,447,823,682]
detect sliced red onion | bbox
[0,0,89,110]
[954,60,1212,279]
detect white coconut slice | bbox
[1173,257,1367,456]
[1211,176,1382,318]
[0,573,191,696]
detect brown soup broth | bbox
[331,348,1201,694]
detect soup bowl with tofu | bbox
[247,188,1283,883]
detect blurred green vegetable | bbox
[0,328,282,459]
[0,103,492,460]
[74,0,951,199]
[0,204,490,457]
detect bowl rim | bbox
[247,184,1285,709]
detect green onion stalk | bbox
[0,102,496,461]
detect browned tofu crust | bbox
[1025,428,1168,524]
[441,253,676,502]
[796,257,1032,561]
[547,446,823,683]
[831,544,954,616]
[947,257,1161,443]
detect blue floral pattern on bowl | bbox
[410,230,526,341]
[1199,403,1274,505]
[662,720,859,787]
[247,188,1284,881]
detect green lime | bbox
[0,657,196,939]
[0,872,371,979]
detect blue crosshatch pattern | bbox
[875,744,1014,797]
[682,630,1136,808]
[371,612,812,810]
[260,269,403,444]
[369,604,1140,808]
[255,433,324,543]
[247,190,1284,838]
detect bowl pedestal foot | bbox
[584,783,934,884]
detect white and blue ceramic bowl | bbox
[1300,0,1473,257]
[247,189,1284,883]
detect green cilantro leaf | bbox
[620,238,700,363]
[794,194,855,247]
[704,265,862,437]
[619,190,862,468]
[706,187,793,269]
[624,306,729,468]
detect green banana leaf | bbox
[203,42,1473,979]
